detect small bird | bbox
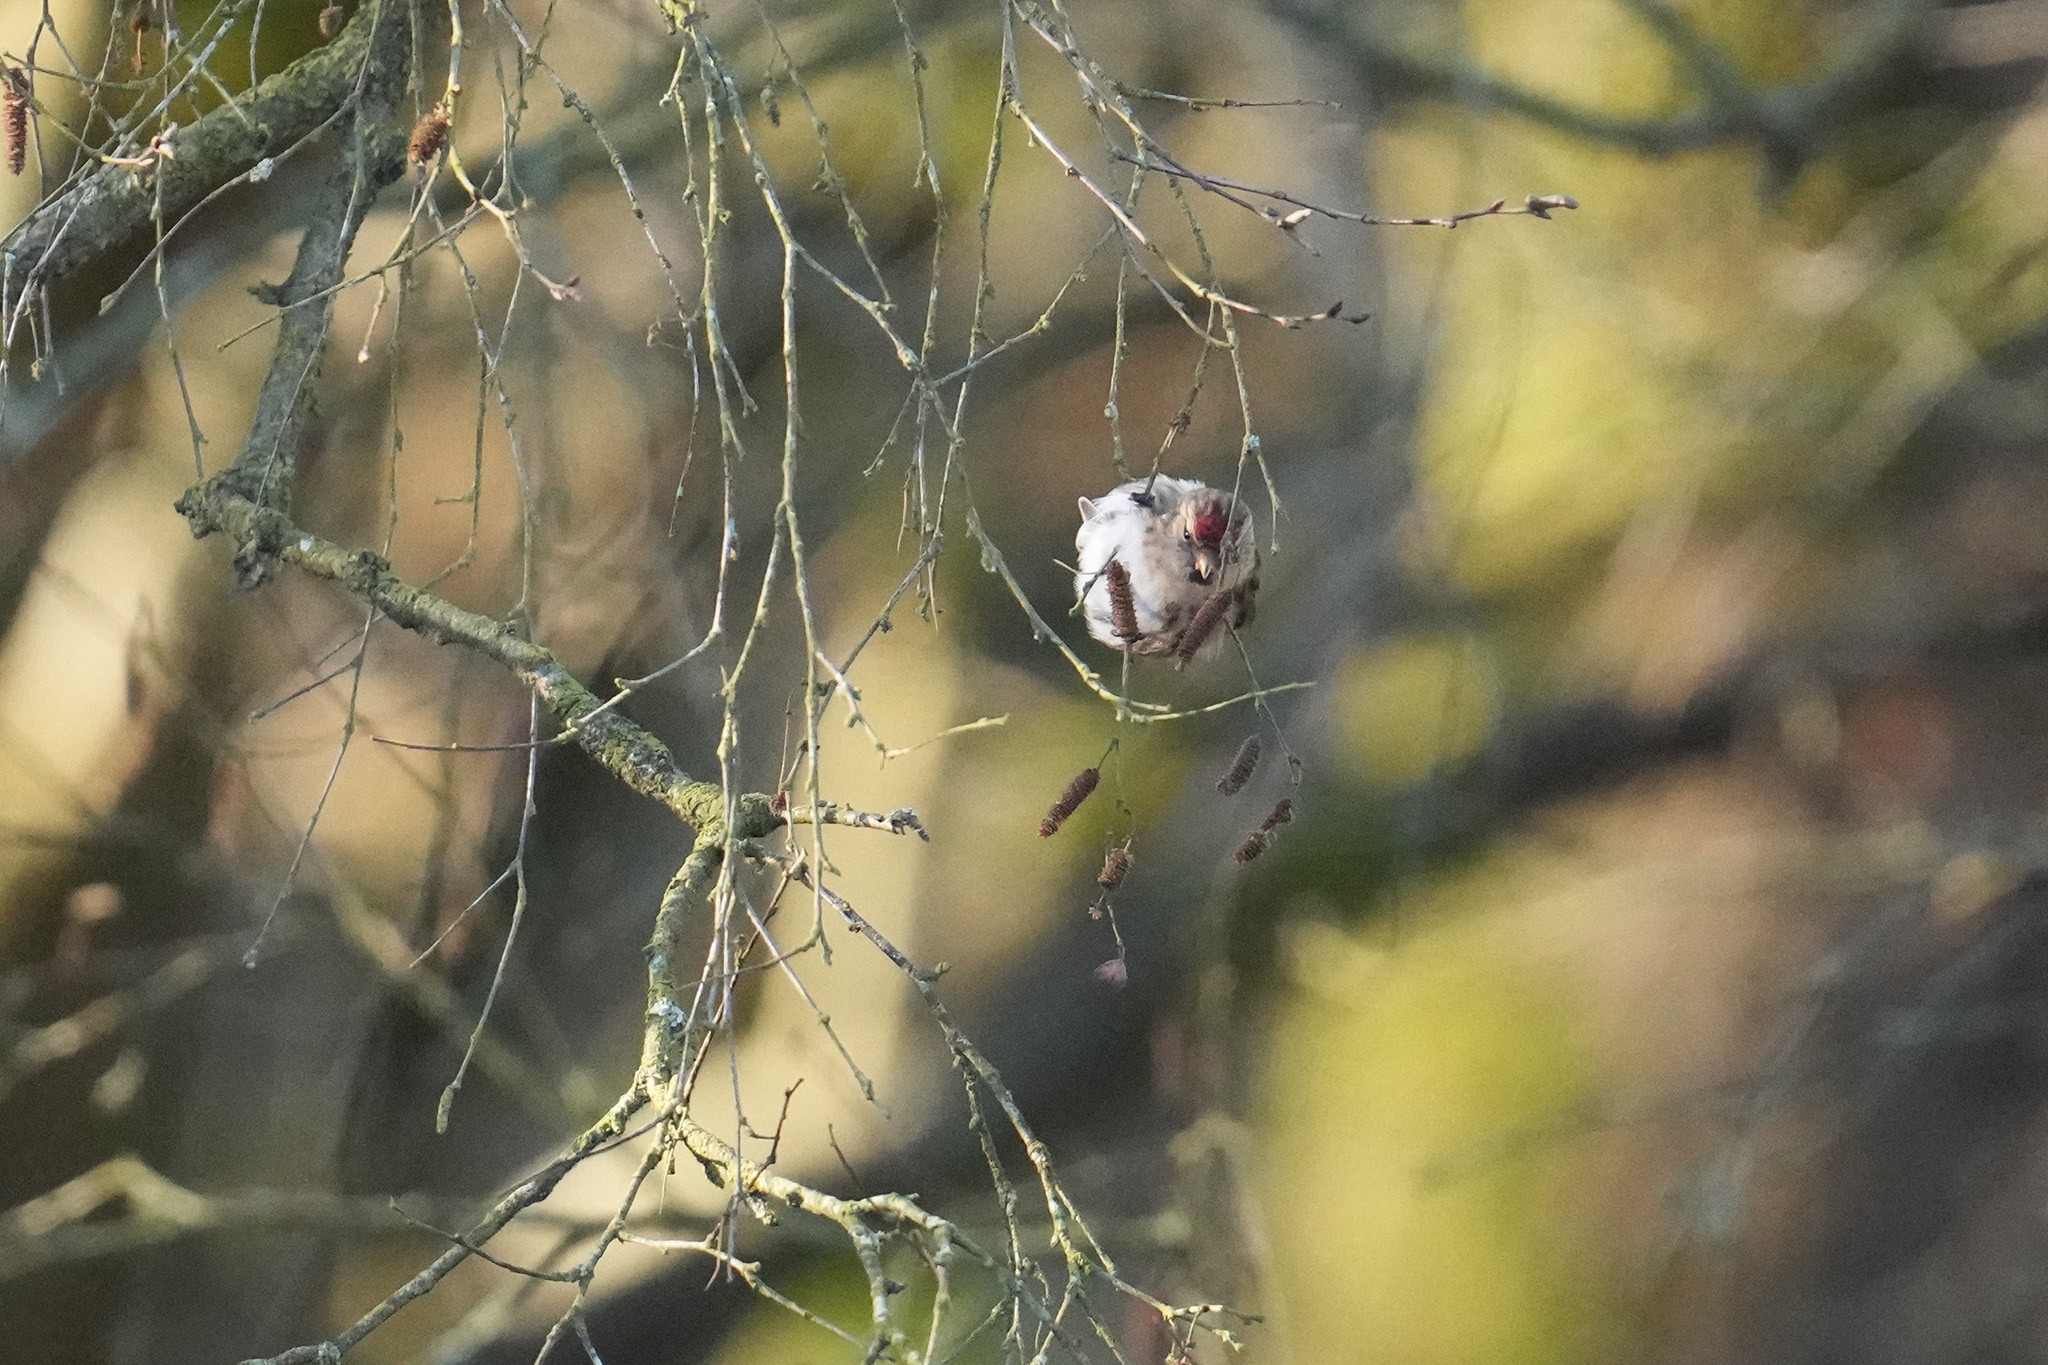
[1074,476,1259,661]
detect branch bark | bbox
[2,3,402,295]
[167,0,412,588]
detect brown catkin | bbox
[1231,831,1268,864]
[1097,846,1133,889]
[1038,767,1100,838]
[1259,798,1294,833]
[1174,589,1233,668]
[1217,735,1260,795]
[408,104,451,167]
[1104,558,1140,644]
[3,70,25,177]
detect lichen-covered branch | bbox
[171,0,412,589]
[175,277,932,1365]
[247,1088,650,1365]
[171,483,770,837]
[2,2,398,292]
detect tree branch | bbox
[172,485,754,831]
[1263,0,1938,179]
[169,0,412,587]
[2,2,401,295]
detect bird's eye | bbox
[1181,531,1192,542]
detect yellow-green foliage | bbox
[1262,907,1613,1364]
[1331,635,1499,785]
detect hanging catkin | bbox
[4,70,29,176]
[1097,846,1133,889]
[1217,736,1260,795]
[1038,768,1100,838]
[1104,559,1140,644]
[1174,590,1233,667]
[408,104,451,167]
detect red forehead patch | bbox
[1191,503,1230,546]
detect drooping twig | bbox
[1112,147,1578,233]
[780,853,1257,1357]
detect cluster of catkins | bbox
[1042,478,1293,985]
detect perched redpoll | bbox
[1074,476,1259,661]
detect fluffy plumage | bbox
[1074,476,1259,661]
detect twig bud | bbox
[1038,767,1100,838]
[408,103,451,168]
[1525,193,1578,219]
[1097,845,1133,889]
[1104,558,1140,644]
[1217,736,1260,795]
[1094,957,1128,986]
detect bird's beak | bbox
[1190,550,1216,584]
